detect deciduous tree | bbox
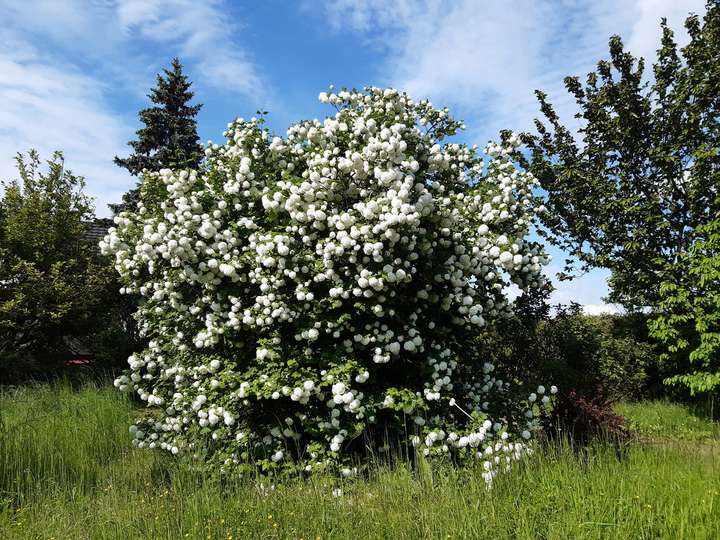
[518,2,719,312]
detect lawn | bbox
[617,399,720,442]
[1,383,719,539]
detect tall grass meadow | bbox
[1,383,718,539]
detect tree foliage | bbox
[0,151,132,380]
[113,58,203,214]
[518,1,720,311]
[482,292,653,404]
[649,206,720,394]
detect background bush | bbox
[0,151,134,383]
[484,298,655,404]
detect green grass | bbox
[617,399,720,442]
[1,384,719,539]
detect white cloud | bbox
[3,0,265,97]
[0,0,265,216]
[627,0,707,62]
[320,0,706,141]
[0,1,121,54]
[582,304,623,316]
[0,44,133,215]
[116,0,264,98]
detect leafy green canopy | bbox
[0,151,131,378]
[519,1,720,311]
[113,58,203,214]
[650,206,720,394]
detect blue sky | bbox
[1,0,707,310]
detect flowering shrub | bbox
[102,87,554,483]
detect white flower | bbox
[107,86,549,479]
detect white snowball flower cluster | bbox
[102,87,553,479]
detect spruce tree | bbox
[113,58,203,213]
